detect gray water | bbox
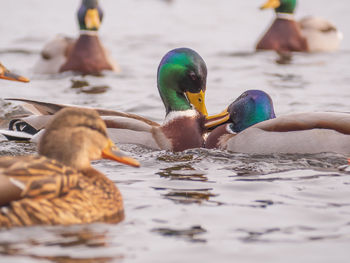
[0,0,350,262]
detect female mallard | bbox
[33,0,118,75]
[256,0,342,52]
[206,90,350,154]
[0,62,29,82]
[2,48,228,151]
[0,107,139,228]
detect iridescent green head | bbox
[157,48,208,116]
[260,0,297,14]
[227,90,276,133]
[78,0,103,31]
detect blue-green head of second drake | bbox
[157,48,208,116]
[78,0,103,31]
[227,90,276,133]
[260,0,297,14]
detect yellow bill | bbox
[205,107,230,129]
[186,90,208,116]
[260,0,280,9]
[85,9,101,30]
[0,63,29,83]
[102,139,140,168]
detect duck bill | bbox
[0,65,29,83]
[102,140,140,167]
[205,108,230,130]
[186,90,208,116]
[85,9,101,30]
[260,0,280,9]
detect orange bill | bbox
[102,140,140,167]
[0,63,29,83]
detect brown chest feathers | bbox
[158,113,206,152]
[256,18,308,52]
[60,34,113,75]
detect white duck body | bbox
[222,112,350,154]
[33,35,75,74]
[299,16,343,52]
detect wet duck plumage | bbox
[0,108,139,228]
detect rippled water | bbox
[1,0,350,262]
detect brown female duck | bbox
[0,108,139,228]
[0,62,29,82]
[3,48,229,151]
[34,0,118,75]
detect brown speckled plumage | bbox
[0,108,139,228]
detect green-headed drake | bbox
[3,48,228,152]
[206,90,350,154]
[256,0,343,52]
[0,62,29,82]
[34,0,118,75]
[0,107,139,228]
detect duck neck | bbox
[276,12,295,20]
[158,77,191,115]
[79,30,99,36]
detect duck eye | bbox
[189,71,197,81]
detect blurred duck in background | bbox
[0,62,29,82]
[206,90,350,154]
[256,0,343,52]
[1,48,228,152]
[33,0,119,75]
[0,108,139,228]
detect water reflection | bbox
[0,225,122,263]
[156,164,208,181]
[275,52,293,65]
[152,225,207,243]
[266,72,309,89]
[225,153,347,176]
[163,189,220,205]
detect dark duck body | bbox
[0,108,139,228]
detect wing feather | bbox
[0,156,80,206]
[255,112,350,135]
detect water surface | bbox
[0,0,350,262]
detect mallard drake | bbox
[0,62,29,82]
[0,107,139,228]
[206,90,350,154]
[256,0,343,52]
[33,0,118,75]
[2,48,229,151]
